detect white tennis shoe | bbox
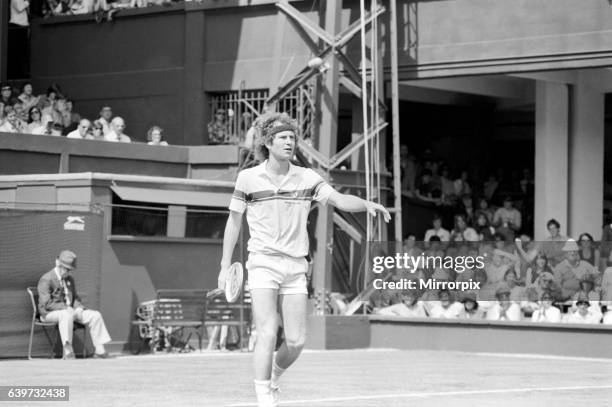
[256,392,276,407]
[270,384,280,407]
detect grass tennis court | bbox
[1,349,611,407]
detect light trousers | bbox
[43,307,111,348]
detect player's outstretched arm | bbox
[327,190,391,222]
[218,210,243,289]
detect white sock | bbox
[254,379,271,396]
[270,362,286,389]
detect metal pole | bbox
[359,0,371,296]
[389,0,403,243]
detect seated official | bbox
[37,250,112,359]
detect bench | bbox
[131,289,207,353]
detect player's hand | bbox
[365,201,391,223]
[218,264,229,290]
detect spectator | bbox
[10,0,30,26]
[375,292,426,318]
[402,235,419,257]
[55,98,72,131]
[90,120,105,140]
[483,174,498,202]
[530,292,561,323]
[415,169,442,205]
[454,170,471,197]
[525,253,552,289]
[30,114,54,135]
[147,126,168,146]
[40,97,62,127]
[0,83,17,107]
[207,108,229,145]
[26,106,43,133]
[485,283,521,321]
[485,250,511,286]
[429,289,462,319]
[565,296,602,324]
[493,196,521,241]
[0,106,23,133]
[37,250,112,358]
[553,239,597,301]
[98,106,113,135]
[458,194,475,225]
[541,218,568,267]
[63,99,81,134]
[475,197,495,225]
[450,214,479,242]
[67,119,93,139]
[70,0,95,14]
[12,102,27,130]
[504,270,526,302]
[457,292,483,320]
[399,145,417,195]
[424,214,450,244]
[515,218,568,268]
[474,212,495,241]
[571,274,600,303]
[104,116,131,142]
[18,82,40,112]
[578,233,600,269]
[49,122,64,136]
[439,167,455,203]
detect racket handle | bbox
[207,288,224,299]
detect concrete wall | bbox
[370,316,612,359]
[392,0,612,77]
[0,132,239,180]
[100,237,228,349]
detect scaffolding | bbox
[232,1,403,314]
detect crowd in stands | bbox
[9,0,183,25]
[371,217,612,325]
[397,144,534,236]
[0,82,169,145]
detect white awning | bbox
[111,185,231,208]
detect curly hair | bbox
[254,112,299,160]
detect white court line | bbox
[471,351,612,364]
[227,385,612,406]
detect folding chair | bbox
[27,287,89,359]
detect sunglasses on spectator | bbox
[576,301,589,306]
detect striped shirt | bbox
[229,161,334,257]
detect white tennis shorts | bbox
[246,252,309,295]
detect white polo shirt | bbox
[229,161,334,257]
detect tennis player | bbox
[219,112,390,407]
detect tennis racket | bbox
[207,262,244,303]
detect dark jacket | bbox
[36,269,83,318]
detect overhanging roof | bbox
[111,184,231,208]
